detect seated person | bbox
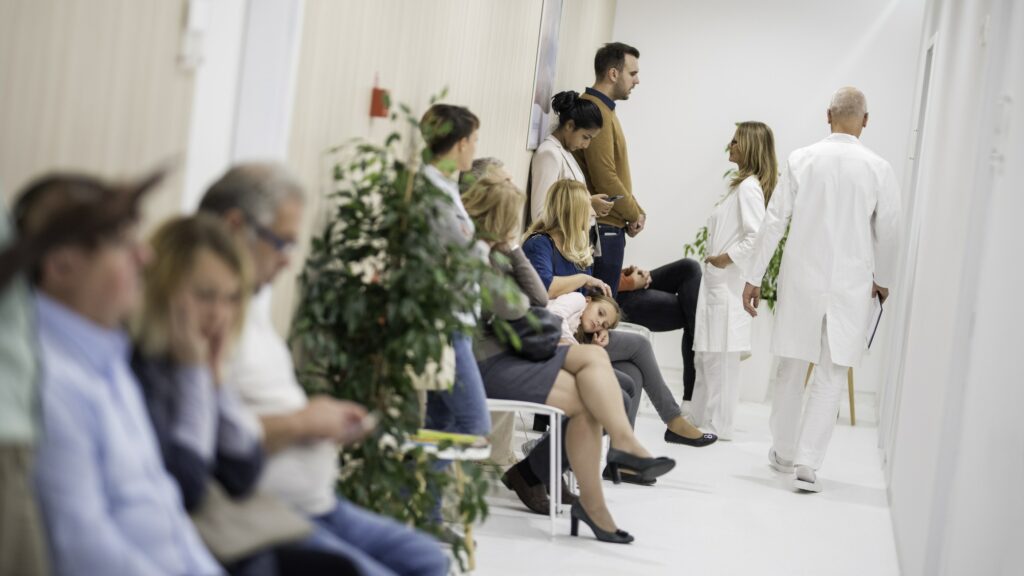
[198,163,448,576]
[523,179,717,452]
[615,259,703,408]
[419,104,491,439]
[19,172,221,575]
[463,168,675,543]
[131,215,357,575]
[546,291,620,345]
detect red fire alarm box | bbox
[370,87,390,118]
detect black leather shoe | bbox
[605,449,676,484]
[602,464,656,486]
[570,502,633,544]
[500,464,550,515]
[664,429,718,447]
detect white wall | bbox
[611,0,925,397]
[882,0,1024,574]
[182,0,249,211]
[0,0,195,227]
[274,0,617,331]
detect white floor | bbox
[473,396,900,576]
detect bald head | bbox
[828,87,869,136]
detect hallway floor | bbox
[473,397,900,575]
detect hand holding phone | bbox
[607,194,624,202]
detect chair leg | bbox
[454,461,475,571]
[847,368,856,426]
[549,413,559,537]
[804,363,814,387]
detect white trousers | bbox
[770,319,849,469]
[691,351,742,440]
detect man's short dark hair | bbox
[594,42,640,80]
[8,170,162,285]
[420,104,480,157]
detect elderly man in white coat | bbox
[741,87,901,492]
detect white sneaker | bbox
[768,448,794,474]
[793,465,822,493]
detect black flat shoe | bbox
[664,429,718,447]
[602,464,656,486]
[570,502,633,544]
[605,448,675,484]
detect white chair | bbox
[486,399,566,536]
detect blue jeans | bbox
[424,333,491,436]
[593,224,626,298]
[300,500,448,576]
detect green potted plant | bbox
[289,93,503,571]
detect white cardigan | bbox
[530,134,587,223]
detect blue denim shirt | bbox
[32,293,220,576]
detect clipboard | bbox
[866,295,884,349]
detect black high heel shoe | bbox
[605,448,676,484]
[570,502,634,544]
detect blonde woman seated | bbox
[463,169,675,544]
[522,180,717,461]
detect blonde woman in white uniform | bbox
[691,121,777,440]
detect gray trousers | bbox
[605,330,683,425]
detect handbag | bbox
[190,481,314,564]
[503,306,562,361]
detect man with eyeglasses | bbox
[198,162,448,576]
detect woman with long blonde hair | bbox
[466,168,674,544]
[691,121,777,440]
[523,179,610,296]
[524,181,718,456]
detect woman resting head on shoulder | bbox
[135,213,249,381]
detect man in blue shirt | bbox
[18,173,221,576]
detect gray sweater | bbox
[475,246,549,362]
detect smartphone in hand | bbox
[607,195,624,202]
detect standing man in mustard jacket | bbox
[574,42,644,298]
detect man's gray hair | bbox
[198,162,305,226]
[829,87,868,121]
[458,157,504,193]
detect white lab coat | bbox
[744,133,901,367]
[693,176,767,353]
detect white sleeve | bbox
[530,148,563,223]
[546,292,586,342]
[725,179,767,268]
[872,162,902,288]
[744,161,796,285]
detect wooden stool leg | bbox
[453,461,475,572]
[847,368,856,426]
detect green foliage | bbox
[290,94,496,571]
[681,168,788,312]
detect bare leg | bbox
[556,345,651,458]
[545,370,617,531]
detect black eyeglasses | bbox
[245,214,295,253]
